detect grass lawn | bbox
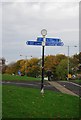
[0,85,2,120]
[1,74,40,81]
[2,85,81,119]
[71,79,81,84]
[0,74,2,80]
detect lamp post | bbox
[67,45,77,80]
[67,46,70,80]
[41,29,47,94]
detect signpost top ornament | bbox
[41,29,47,37]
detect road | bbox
[57,81,81,97]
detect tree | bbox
[5,62,16,74]
[44,55,67,79]
[26,58,41,77]
[69,57,79,75]
[56,59,68,80]
[5,60,22,74]
[44,55,58,79]
[56,54,67,63]
[19,60,26,75]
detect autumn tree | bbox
[26,58,41,77]
[56,54,67,63]
[5,60,22,74]
[44,55,58,79]
[5,62,16,74]
[44,54,67,79]
[19,60,26,75]
[4,53,79,80]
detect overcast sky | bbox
[1,0,80,64]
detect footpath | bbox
[48,81,79,97]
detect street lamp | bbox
[41,29,47,94]
[67,45,77,80]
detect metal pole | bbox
[41,45,44,90]
[41,37,45,93]
[41,29,47,94]
[67,46,69,80]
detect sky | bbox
[1,0,80,64]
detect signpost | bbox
[26,38,64,46]
[37,37,61,43]
[45,42,64,46]
[26,41,42,46]
[26,29,64,94]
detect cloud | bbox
[1,0,80,3]
[2,2,79,63]
[2,2,79,34]
[0,3,2,57]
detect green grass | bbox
[1,74,40,81]
[0,74,2,80]
[71,79,81,84]
[2,85,81,119]
[0,85,2,120]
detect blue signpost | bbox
[26,41,42,46]
[26,38,64,46]
[37,37,61,43]
[26,30,64,94]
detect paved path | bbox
[48,81,79,97]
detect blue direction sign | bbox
[26,37,64,46]
[26,41,64,46]
[46,38,61,43]
[37,37,61,43]
[46,42,64,46]
[26,41,42,46]
[37,37,43,42]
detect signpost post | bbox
[26,29,64,94]
[41,29,47,94]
